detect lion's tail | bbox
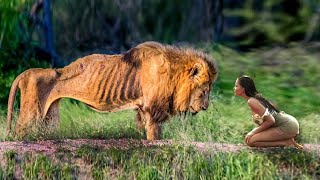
[6,74,21,136]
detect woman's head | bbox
[234,75,258,97]
[234,75,280,113]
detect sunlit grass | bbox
[162,95,252,143]
[299,113,320,144]
[54,99,142,140]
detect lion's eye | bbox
[191,68,198,77]
[203,90,207,95]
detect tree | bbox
[31,0,60,67]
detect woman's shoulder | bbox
[247,98,263,108]
[247,97,259,104]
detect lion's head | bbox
[170,48,218,114]
[131,42,217,116]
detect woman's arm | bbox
[247,98,275,135]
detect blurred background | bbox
[1,2,320,177]
[0,0,319,113]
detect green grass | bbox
[0,43,320,178]
[2,97,318,144]
[55,100,143,140]
[1,151,78,179]
[1,145,319,179]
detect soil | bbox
[0,139,319,155]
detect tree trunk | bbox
[43,0,58,67]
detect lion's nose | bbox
[202,103,208,110]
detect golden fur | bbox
[7,41,218,140]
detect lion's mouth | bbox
[190,105,201,116]
[179,111,198,117]
[191,112,198,116]
[189,106,199,115]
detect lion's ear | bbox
[189,63,201,79]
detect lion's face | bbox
[188,84,211,113]
[186,60,215,114]
[173,58,217,114]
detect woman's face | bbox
[234,79,245,97]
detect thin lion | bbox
[7,41,218,140]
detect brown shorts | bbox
[273,112,299,135]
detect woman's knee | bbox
[245,138,257,147]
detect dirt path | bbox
[0,139,319,155]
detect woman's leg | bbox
[246,127,303,149]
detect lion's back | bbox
[18,68,59,87]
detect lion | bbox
[7,41,218,140]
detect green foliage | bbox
[0,168,3,179]
[224,0,318,47]
[51,0,217,59]
[0,0,49,107]
[0,0,30,48]
[0,48,50,107]
[139,0,192,42]
[211,43,320,116]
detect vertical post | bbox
[213,0,224,42]
[43,0,56,67]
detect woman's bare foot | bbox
[288,138,304,150]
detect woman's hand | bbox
[252,114,263,125]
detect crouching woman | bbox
[234,75,303,149]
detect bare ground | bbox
[0,139,319,179]
[0,139,319,155]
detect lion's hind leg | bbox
[14,113,41,139]
[15,100,61,139]
[14,98,42,139]
[12,68,60,139]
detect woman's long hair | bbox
[237,75,280,113]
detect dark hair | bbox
[237,75,280,113]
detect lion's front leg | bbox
[141,109,162,140]
[134,110,145,130]
[145,120,161,141]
